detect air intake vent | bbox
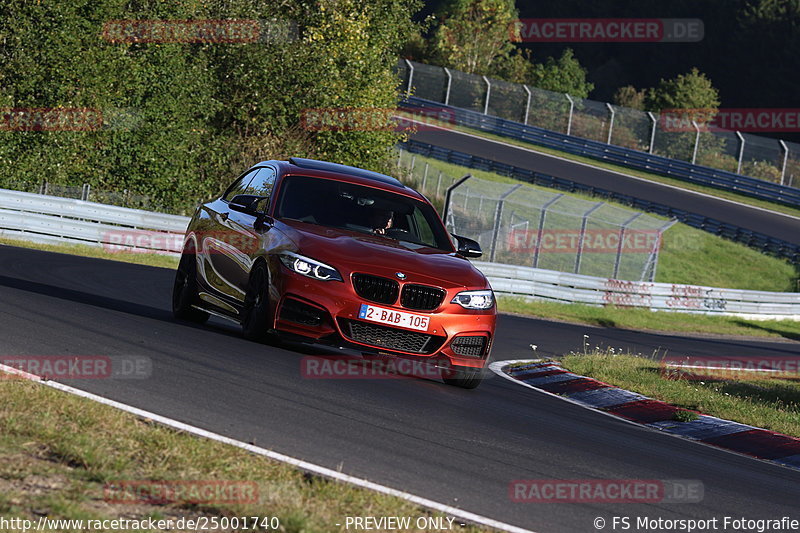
[339,319,445,354]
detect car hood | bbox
[276,220,488,288]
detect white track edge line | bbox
[399,117,800,222]
[0,362,535,533]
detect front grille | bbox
[401,284,446,311]
[352,273,399,305]
[450,336,487,357]
[280,298,325,327]
[339,319,445,354]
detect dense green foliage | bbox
[0,0,420,213]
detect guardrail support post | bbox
[443,68,452,105]
[606,103,616,144]
[532,194,564,269]
[574,201,604,274]
[647,112,657,154]
[779,140,789,186]
[565,94,575,135]
[489,184,522,262]
[613,213,642,279]
[442,174,472,226]
[523,85,532,125]
[691,121,701,165]
[736,131,745,174]
[404,59,414,99]
[482,76,491,115]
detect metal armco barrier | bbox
[403,139,800,264]
[476,262,800,320]
[0,188,189,255]
[400,97,800,209]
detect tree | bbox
[529,49,594,98]
[430,0,520,75]
[644,68,720,112]
[613,85,646,110]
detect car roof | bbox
[251,158,425,200]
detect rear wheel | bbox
[242,263,274,342]
[441,364,484,389]
[172,245,210,324]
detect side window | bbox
[242,167,276,199]
[222,168,260,201]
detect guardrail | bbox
[0,188,188,255]
[400,97,800,209]
[403,139,800,264]
[476,262,800,320]
[1,187,796,318]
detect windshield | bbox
[275,175,453,251]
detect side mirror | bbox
[451,234,482,258]
[229,194,265,216]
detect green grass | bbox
[400,152,800,292]
[559,353,800,438]
[0,379,494,532]
[499,297,800,340]
[397,111,800,220]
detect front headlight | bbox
[451,290,494,310]
[279,252,343,282]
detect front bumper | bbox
[271,268,496,368]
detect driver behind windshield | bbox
[370,209,393,235]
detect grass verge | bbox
[0,237,179,270]
[0,378,492,532]
[559,352,800,438]
[499,297,800,341]
[397,112,800,220]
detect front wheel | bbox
[172,246,210,324]
[441,364,484,389]
[242,263,274,342]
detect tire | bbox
[242,262,274,342]
[441,364,484,389]
[172,245,210,324]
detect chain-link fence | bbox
[398,59,799,187]
[395,149,675,281]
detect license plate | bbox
[358,304,430,331]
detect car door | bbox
[222,166,277,298]
[199,167,263,306]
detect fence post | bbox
[523,85,532,125]
[82,183,91,201]
[422,163,429,192]
[436,171,443,197]
[443,67,452,105]
[404,59,414,99]
[564,94,575,135]
[691,121,701,165]
[613,213,642,279]
[532,194,564,269]
[606,103,616,144]
[482,76,491,115]
[489,184,522,261]
[442,174,472,226]
[574,201,604,274]
[779,140,789,186]
[647,112,657,154]
[736,131,745,174]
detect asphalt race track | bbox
[410,127,800,245]
[2,245,799,531]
